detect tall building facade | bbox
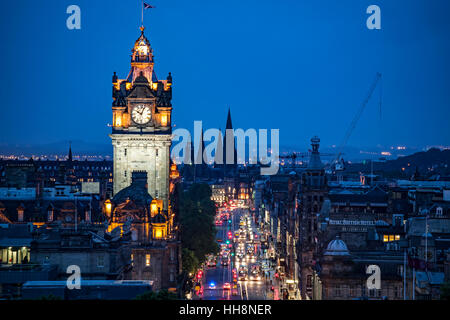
[106,27,181,290]
[298,136,328,299]
[110,26,173,210]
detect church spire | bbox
[223,108,237,177]
[68,142,73,162]
[226,107,233,129]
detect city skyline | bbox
[0,0,449,150]
[1,1,450,304]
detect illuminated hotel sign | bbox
[329,220,375,226]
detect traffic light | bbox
[228,220,232,224]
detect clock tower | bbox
[110,26,173,210]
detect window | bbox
[350,286,356,297]
[394,286,399,298]
[124,149,127,156]
[124,171,127,177]
[131,229,138,241]
[155,149,159,157]
[334,285,341,297]
[161,115,168,127]
[397,265,404,276]
[47,210,53,222]
[384,234,400,242]
[131,254,134,266]
[145,254,151,266]
[97,255,104,268]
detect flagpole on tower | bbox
[141,0,144,27]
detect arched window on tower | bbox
[131,229,138,241]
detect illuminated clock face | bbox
[132,105,151,124]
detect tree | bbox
[182,248,199,275]
[440,282,450,300]
[179,183,219,273]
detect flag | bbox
[144,2,155,9]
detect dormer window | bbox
[17,205,25,222]
[48,209,54,222]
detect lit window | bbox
[389,235,395,242]
[155,228,163,239]
[383,235,389,242]
[161,114,168,126]
[145,254,151,266]
[395,235,400,241]
[150,200,158,215]
[115,114,122,127]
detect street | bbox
[192,202,272,300]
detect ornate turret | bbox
[308,136,323,170]
[303,136,326,190]
[127,26,155,84]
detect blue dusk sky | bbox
[0,0,449,151]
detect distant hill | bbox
[346,148,450,178]
[0,140,112,158]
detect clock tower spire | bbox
[110,26,173,210]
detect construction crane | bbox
[330,72,382,170]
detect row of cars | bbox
[234,213,264,282]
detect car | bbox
[209,281,217,289]
[223,282,231,290]
[238,272,247,281]
[249,273,262,281]
[207,260,216,267]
